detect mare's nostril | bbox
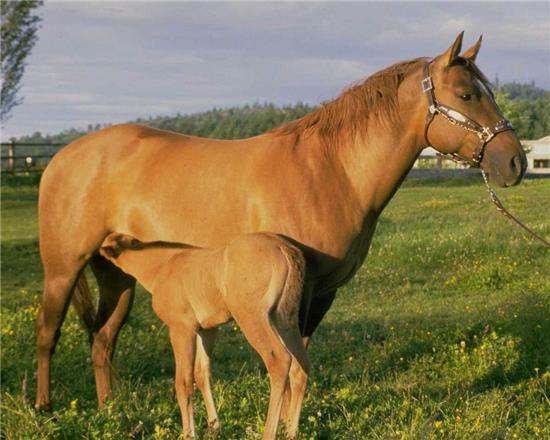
[511,155,522,177]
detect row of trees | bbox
[494,83,549,140]
[13,83,549,147]
[14,102,315,145]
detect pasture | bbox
[1,176,549,439]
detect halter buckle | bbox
[480,126,494,142]
[421,76,433,93]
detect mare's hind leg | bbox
[36,260,87,410]
[194,328,220,433]
[89,255,136,406]
[281,289,336,437]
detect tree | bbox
[1,0,43,122]
[495,90,550,140]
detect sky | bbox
[2,1,549,139]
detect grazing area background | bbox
[1,175,549,439]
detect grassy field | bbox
[1,176,549,439]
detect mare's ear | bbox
[461,35,482,61]
[440,31,464,66]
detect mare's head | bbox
[99,233,141,259]
[421,32,526,187]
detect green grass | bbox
[1,177,549,439]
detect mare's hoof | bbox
[34,401,52,413]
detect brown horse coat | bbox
[35,34,526,431]
[99,232,309,439]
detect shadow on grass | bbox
[320,293,548,396]
[469,292,550,392]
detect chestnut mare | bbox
[99,232,309,439]
[36,33,526,436]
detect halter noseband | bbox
[421,61,514,167]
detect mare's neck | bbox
[109,247,183,293]
[338,69,425,215]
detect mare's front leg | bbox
[90,255,136,406]
[194,328,220,433]
[169,323,198,439]
[281,289,337,438]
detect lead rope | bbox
[480,169,550,248]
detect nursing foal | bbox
[99,232,310,440]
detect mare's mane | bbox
[271,58,425,147]
[451,56,494,98]
[271,56,494,148]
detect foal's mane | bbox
[271,57,425,147]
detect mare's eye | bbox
[459,94,472,102]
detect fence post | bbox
[7,140,15,174]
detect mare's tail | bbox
[71,274,96,339]
[275,244,306,330]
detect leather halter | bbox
[421,61,514,167]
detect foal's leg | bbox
[274,324,311,440]
[194,328,220,433]
[281,289,337,437]
[89,255,136,406]
[168,324,197,439]
[234,313,292,440]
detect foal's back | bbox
[221,233,305,329]
[152,233,305,331]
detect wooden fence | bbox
[0,142,66,174]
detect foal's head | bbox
[99,233,141,259]
[419,32,526,187]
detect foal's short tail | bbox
[275,244,306,330]
[71,274,96,339]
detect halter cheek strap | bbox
[421,61,514,167]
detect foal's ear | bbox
[461,35,482,62]
[441,31,464,66]
[100,245,120,259]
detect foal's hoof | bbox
[205,420,221,438]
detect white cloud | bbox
[3,1,548,138]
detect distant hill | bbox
[13,82,549,147]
